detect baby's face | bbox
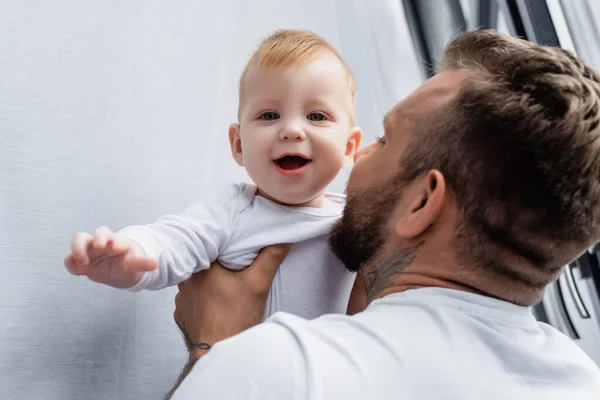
[230,54,361,206]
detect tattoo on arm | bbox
[165,322,212,399]
[365,241,424,303]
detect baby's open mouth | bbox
[276,155,310,170]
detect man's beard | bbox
[328,180,400,273]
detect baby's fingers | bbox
[71,232,94,268]
[64,254,86,276]
[92,226,114,250]
[126,255,159,273]
[110,233,131,255]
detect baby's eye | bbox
[307,112,326,122]
[260,111,280,121]
[376,135,386,145]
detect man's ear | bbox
[228,123,244,166]
[396,170,446,238]
[343,127,363,167]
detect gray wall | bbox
[0,1,423,398]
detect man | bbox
[169,30,600,399]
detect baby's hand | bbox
[64,226,158,289]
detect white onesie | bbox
[119,182,356,319]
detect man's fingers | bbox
[174,291,181,313]
[173,308,182,332]
[71,232,94,267]
[244,243,291,292]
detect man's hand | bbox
[173,243,290,359]
[64,226,158,288]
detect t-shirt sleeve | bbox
[170,360,262,400]
[119,183,252,291]
[171,322,303,400]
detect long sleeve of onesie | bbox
[119,183,251,291]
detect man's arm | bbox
[167,244,290,398]
[164,329,209,399]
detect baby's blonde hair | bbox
[238,29,357,121]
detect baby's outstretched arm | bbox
[68,184,248,291]
[64,226,158,288]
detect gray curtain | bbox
[0,0,423,398]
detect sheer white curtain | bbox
[0,1,422,398]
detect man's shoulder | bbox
[208,312,355,362]
[193,310,423,398]
[206,311,380,374]
[209,312,312,361]
[185,315,309,399]
[180,295,600,399]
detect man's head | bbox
[229,30,362,206]
[329,30,600,306]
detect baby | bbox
[65,29,363,319]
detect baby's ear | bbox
[343,127,362,167]
[228,123,244,166]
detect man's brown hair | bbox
[398,30,600,301]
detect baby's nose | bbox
[280,129,306,141]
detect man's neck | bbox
[361,242,546,307]
[361,243,491,305]
[360,241,423,303]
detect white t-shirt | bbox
[172,287,600,400]
[119,182,355,319]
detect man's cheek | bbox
[347,165,370,191]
